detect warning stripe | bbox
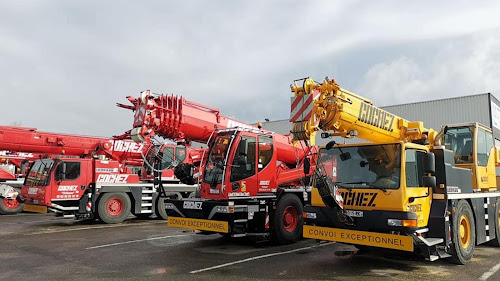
[290,90,321,123]
[290,95,314,122]
[291,95,302,112]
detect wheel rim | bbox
[459,214,471,249]
[107,197,123,216]
[282,206,298,232]
[3,197,20,209]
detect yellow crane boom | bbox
[290,77,437,146]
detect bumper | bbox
[165,198,264,234]
[168,217,229,233]
[303,206,425,252]
[304,205,419,234]
[303,225,414,252]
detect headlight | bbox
[387,219,417,227]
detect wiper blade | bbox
[338,181,374,186]
[334,181,389,191]
[366,185,388,192]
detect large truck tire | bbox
[96,193,131,224]
[272,193,303,245]
[0,187,23,215]
[155,197,168,220]
[449,200,476,265]
[0,196,23,215]
[488,198,500,247]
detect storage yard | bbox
[2,213,499,281]
[1,2,500,281]
[1,84,500,281]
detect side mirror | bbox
[304,158,311,175]
[423,152,435,174]
[325,141,336,150]
[423,176,436,188]
[340,152,351,161]
[56,162,67,181]
[238,155,248,166]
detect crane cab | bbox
[20,158,140,215]
[200,128,278,200]
[441,123,498,191]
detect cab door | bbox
[257,135,277,193]
[52,160,87,203]
[404,149,432,227]
[475,127,496,191]
[229,135,258,196]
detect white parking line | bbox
[25,221,165,235]
[190,242,333,274]
[480,262,500,280]
[86,234,192,249]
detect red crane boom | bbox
[0,126,145,165]
[117,90,305,165]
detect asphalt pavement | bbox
[1,213,499,281]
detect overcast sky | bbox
[1,1,500,137]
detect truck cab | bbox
[20,158,139,215]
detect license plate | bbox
[345,210,363,217]
[303,225,414,252]
[167,217,229,233]
[23,204,47,214]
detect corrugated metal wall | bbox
[260,93,493,145]
[383,94,490,132]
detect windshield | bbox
[443,126,473,164]
[24,159,55,186]
[315,143,401,189]
[203,134,232,185]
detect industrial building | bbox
[261,93,500,146]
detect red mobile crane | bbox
[0,126,203,223]
[0,151,45,214]
[1,150,79,214]
[120,91,315,244]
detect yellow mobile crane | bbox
[290,77,500,264]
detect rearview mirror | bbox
[423,176,436,188]
[56,162,67,181]
[423,152,435,174]
[340,152,351,161]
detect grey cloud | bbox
[1,1,500,137]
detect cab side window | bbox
[56,162,81,180]
[230,136,256,182]
[477,128,493,167]
[405,150,425,187]
[176,147,187,163]
[258,135,273,171]
[161,147,175,169]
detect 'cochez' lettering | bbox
[183,201,203,210]
[340,191,377,207]
[96,174,129,184]
[109,140,144,153]
[358,103,395,132]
